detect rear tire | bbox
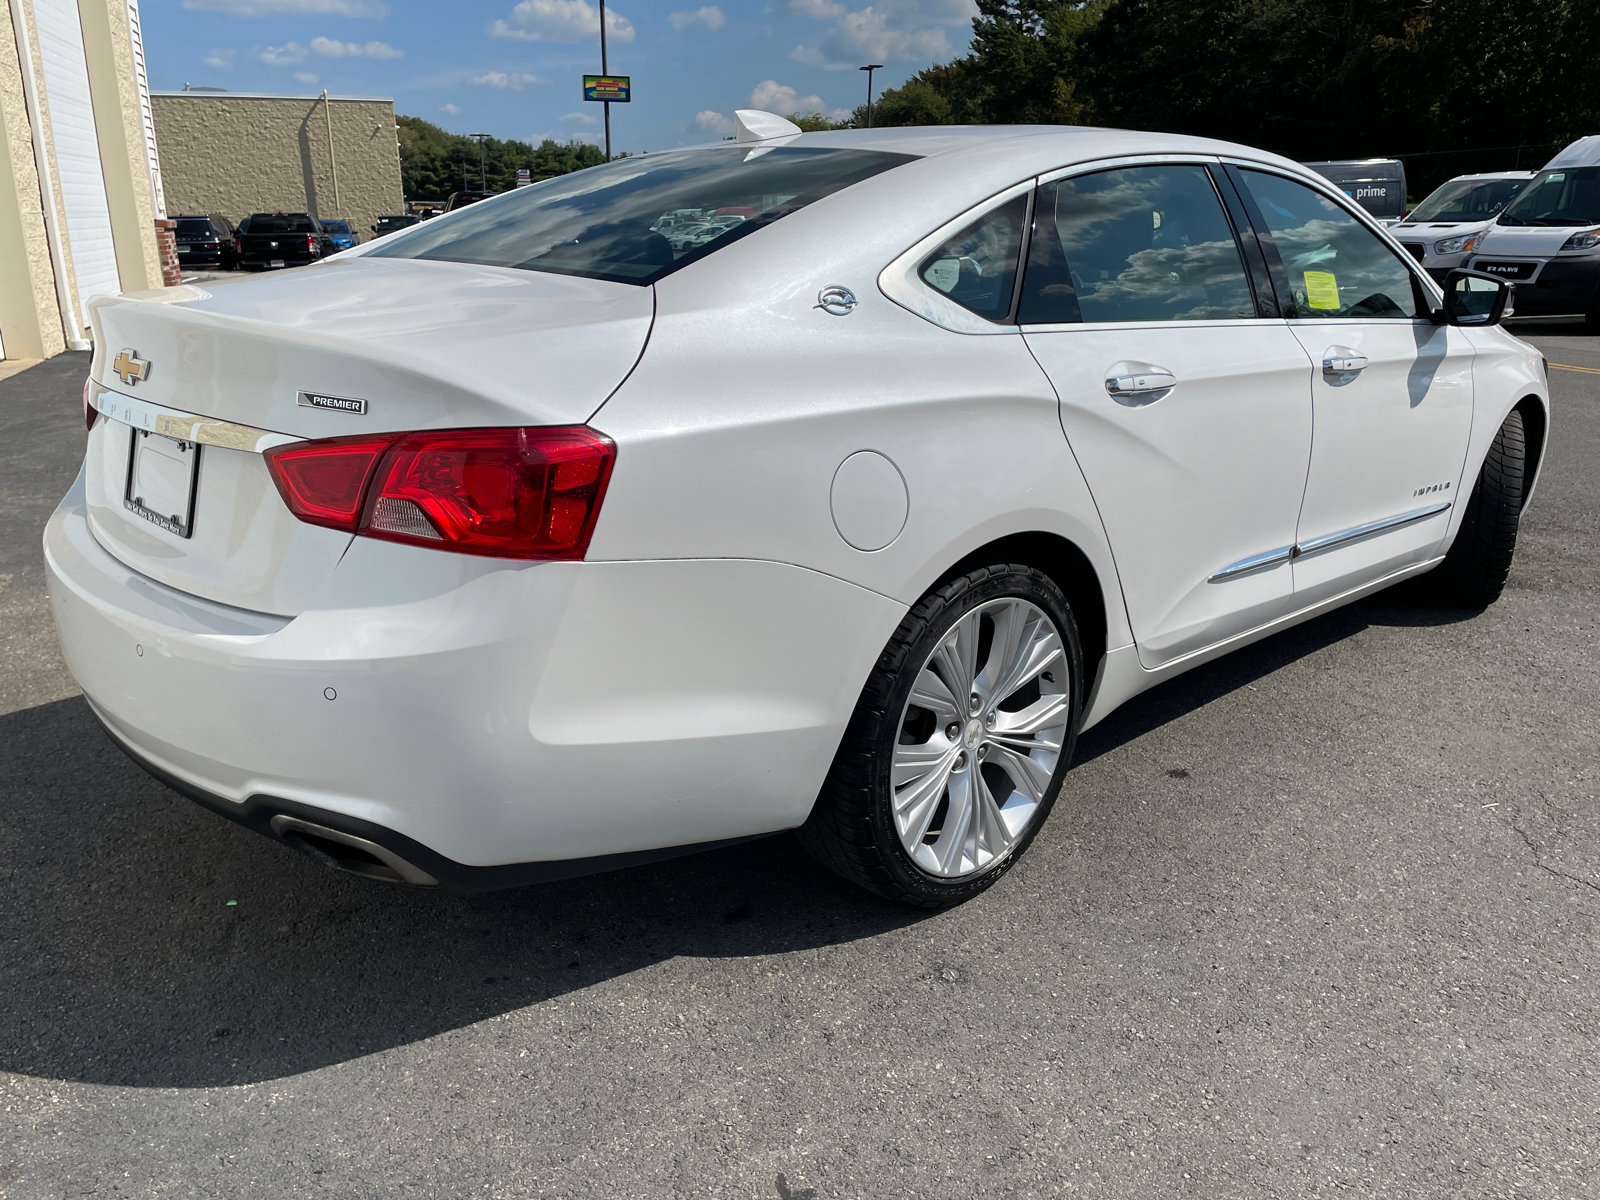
[1424,409,1526,607]
[799,564,1082,908]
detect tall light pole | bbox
[598,0,611,161]
[469,133,490,190]
[859,63,883,129]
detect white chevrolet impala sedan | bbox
[45,115,1548,906]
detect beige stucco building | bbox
[1,0,167,365]
[152,91,403,238]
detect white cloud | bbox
[258,42,310,64]
[789,0,974,70]
[309,36,403,58]
[440,103,462,114]
[748,79,839,115]
[203,48,236,68]
[789,0,844,17]
[182,0,387,18]
[561,111,600,125]
[295,71,319,82]
[489,0,633,44]
[669,5,724,29]
[469,70,546,90]
[694,110,734,135]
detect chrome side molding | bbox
[1208,544,1295,583]
[1293,502,1452,560]
[1210,502,1452,583]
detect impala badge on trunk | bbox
[298,391,368,415]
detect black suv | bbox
[172,214,236,270]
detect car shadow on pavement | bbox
[0,584,1476,1091]
[1073,580,1479,766]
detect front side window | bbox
[1237,170,1421,320]
[1497,167,1600,226]
[370,145,917,285]
[917,194,1027,321]
[1019,165,1255,325]
[1409,178,1526,222]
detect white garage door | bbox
[34,0,122,330]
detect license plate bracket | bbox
[125,428,201,538]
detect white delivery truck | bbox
[1391,172,1534,282]
[1468,135,1600,330]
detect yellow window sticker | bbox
[1303,270,1341,310]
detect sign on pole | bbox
[583,75,631,103]
[516,168,532,186]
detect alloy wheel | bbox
[891,597,1070,878]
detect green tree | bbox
[397,116,606,200]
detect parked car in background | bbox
[444,190,498,212]
[371,214,420,238]
[318,218,359,253]
[1470,135,1600,330]
[1391,172,1534,282]
[171,214,236,270]
[1302,159,1407,224]
[235,213,328,270]
[54,116,1545,906]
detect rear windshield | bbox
[1410,178,1526,222]
[321,220,352,234]
[250,216,317,234]
[370,145,917,285]
[174,218,216,236]
[1498,167,1600,226]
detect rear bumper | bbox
[45,469,906,879]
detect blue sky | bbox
[140,0,976,153]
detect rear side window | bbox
[1019,165,1255,324]
[370,145,917,285]
[1237,170,1421,319]
[251,216,317,234]
[918,195,1028,322]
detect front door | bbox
[1019,162,1315,669]
[1230,168,1476,607]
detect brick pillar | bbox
[155,219,182,286]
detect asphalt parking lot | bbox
[1,329,1597,1200]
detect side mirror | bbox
[1441,268,1513,327]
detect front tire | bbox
[799,564,1082,908]
[1425,409,1526,607]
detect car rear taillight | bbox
[306,235,317,254]
[265,427,616,560]
[264,434,400,531]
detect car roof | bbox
[680,125,1312,187]
[1545,135,1600,169]
[1442,171,1537,182]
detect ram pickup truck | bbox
[236,213,329,270]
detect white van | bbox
[1469,135,1600,329]
[1391,171,1534,282]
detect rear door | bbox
[1228,166,1475,607]
[1019,160,1316,669]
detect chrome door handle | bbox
[1322,349,1368,374]
[1104,366,1177,405]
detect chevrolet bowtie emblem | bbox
[112,348,150,387]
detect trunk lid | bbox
[83,257,653,615]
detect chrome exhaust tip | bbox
[268,814,438,887]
